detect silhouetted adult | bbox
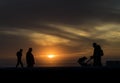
[26,48,35,67]
[91,43,104,67]
[16,49,23,68]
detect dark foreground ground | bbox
[0,66,120,82]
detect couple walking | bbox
[16,48,35,68]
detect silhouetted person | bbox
[26,48,35,67]
[91,43,104,67]
[16,49,23,68]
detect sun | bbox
[48,54,55,59]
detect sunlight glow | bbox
[48,54,55,59]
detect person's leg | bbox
[93,56,98,66]
[16,61,19,68]
[20,61,23,68]
[97,56,102,66]
[16,59,20,68]
[94,56,102,66]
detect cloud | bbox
[0,0,120,27]
[0,0,120,66]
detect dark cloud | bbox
[0,0,120,27]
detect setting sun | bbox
[48,54,55,59]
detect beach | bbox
[0,66,120,82]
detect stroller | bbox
[77,56,93,66]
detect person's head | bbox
[20,49,23,52]
[93,42,97,48]
[28,48,32,52]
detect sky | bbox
[0,0,120,67]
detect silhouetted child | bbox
[16,49,23,68]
